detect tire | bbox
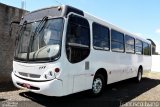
[91,74,105,96]
[135,68,143,83]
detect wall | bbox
[152,55,160,72]
[0,3,26,84]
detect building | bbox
[0,3,26,84]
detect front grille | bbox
[18,72,41,78]
[29,74,41,78]
[19,72,28,77]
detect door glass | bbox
[66,15,90,63]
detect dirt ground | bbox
[0,72,160,107]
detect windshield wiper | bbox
[17,20,27,40]
[37,17,49,34]
[33,16,48,37]
[15,20,27,52]
[32,16,48,49]
[27,16,48,61]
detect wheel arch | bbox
[94,68,108,85]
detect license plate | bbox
[23,83,31,89]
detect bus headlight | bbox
[43,68,61,80]
[44,71,55,80]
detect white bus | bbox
[11,5,152,96]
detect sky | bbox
[0,0,160,52]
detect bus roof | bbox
[20,5,84,24]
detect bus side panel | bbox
[143,56,152,73]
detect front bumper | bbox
[11,72,63,96]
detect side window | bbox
[135,39,143,54]
[93,23,110,50]
[125,35,135,53]
[143,42,151,55]
[111,29,124,52]
[66,15,90,63]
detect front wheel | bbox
[91,74,105,96]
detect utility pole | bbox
[21,0,26,10]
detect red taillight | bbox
[55,68,60,73]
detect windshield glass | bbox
[14,18,64,62]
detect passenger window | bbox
[66,15,90,63]
[125,35,135,53]
[111,29,124,52]
[135,39,143,54]
[93,23,110,50]
[143,42,151,55]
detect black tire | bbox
[135,68,143,83]
[90,74,105,96]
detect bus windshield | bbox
[14,18,64,62]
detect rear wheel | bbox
[135,68,143,83]
[91,74,105,96]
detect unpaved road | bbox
[0,72,160,107]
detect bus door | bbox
[65,14,91,92]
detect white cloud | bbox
[156,28,160,34]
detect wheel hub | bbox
[93,78,102,94]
